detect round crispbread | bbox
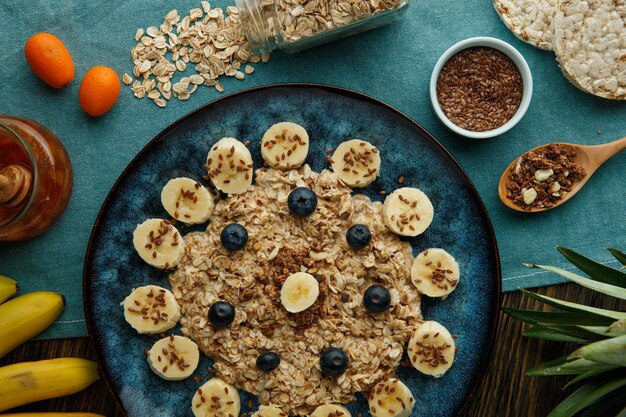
[553,0,626,100]
[493,0,557,50]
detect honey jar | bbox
[0,116,73,241]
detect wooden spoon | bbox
[0,164,32,207]
[498,136,626,212]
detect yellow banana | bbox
[0,275,18,304]
[0,358,100,411]
[0,414,106,417]
[0,292,64,358]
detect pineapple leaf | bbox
[547,377,626,417]
[560,359,617,373]
[556,246,626,287]
[526,356,572,376]
[527,324,605,342]
[563,369,617,390]
[527,264,626,300]
[578,321,626,337]
[608,320,626,336]
[608,248,626,267]
[524,326,589,343]
[526,358,614,376]
[570,334,626,366]
[546,381,599,417]
[519,290,626,321]
[503,307,614,326]
[577,386,626,417]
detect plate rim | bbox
[83,82,502,417]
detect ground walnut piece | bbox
[169,165,422,415]
[506,143,586,209]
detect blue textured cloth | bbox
[0,0,624,339]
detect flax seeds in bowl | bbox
[430,37,533,139]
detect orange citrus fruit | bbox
[79,66,121,117]
[24,32,75,88]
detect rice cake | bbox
[493,0,557,50]
[553,0,626,100]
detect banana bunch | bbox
[0,290,64,358]
[0,275,102,414]
[0,275,18,303]
[0,358,100,411]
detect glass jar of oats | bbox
[236,0,410,53]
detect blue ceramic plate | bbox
[84,84,500,417]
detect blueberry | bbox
[256,352,280,371]
[220,223,248,250]
[346,224,371,250]
[320,347,349,377]
[363,285,391,314]
[208,301,235,328]
[288,187,318,217]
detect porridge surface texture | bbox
[169,165,422,415]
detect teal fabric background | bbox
[0,0,624,339]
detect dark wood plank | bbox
[1,283,624,417]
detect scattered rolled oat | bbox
[506,143,587,209]
[436,47,523,132]
[127,3,270,107]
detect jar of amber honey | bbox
[0,116,73,241]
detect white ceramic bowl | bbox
[430,37,533,139]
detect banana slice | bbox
[133,219,185,269]
[122,285,181,334]
[161,177,214,224]
[261,122,309,170]
[408,321,455,378]
[280,272,319,313]
[252,405,287,417]
[411,248,460,297]
[311,404,352,417]
[192,378,241,417]
[368,378,415,417]
[382,187,434,237]
[330,139,381,188]
[148,335,199,380]
[206,137,253,194]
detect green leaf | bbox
[560,359,617,373]
[616,405,626,417]
[524,326,589,343]
[526,356,572,376]
[546,382,599,417]
[608,320,626,336]
[608,248,626,267]
[520,289,626,321]
[579,321,626,337]
[529,264,626,300]
[526,358,614,376]
[570,334,626,366]
[556,246,626,288]
[577,387,626,417]
[547,377,626,417]
[504,307,615,326]
[534,324,605,342]
[563,368,617,390]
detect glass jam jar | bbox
[0,116,73,241]
[236,0,411,53]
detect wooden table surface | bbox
[2,282,624,417]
